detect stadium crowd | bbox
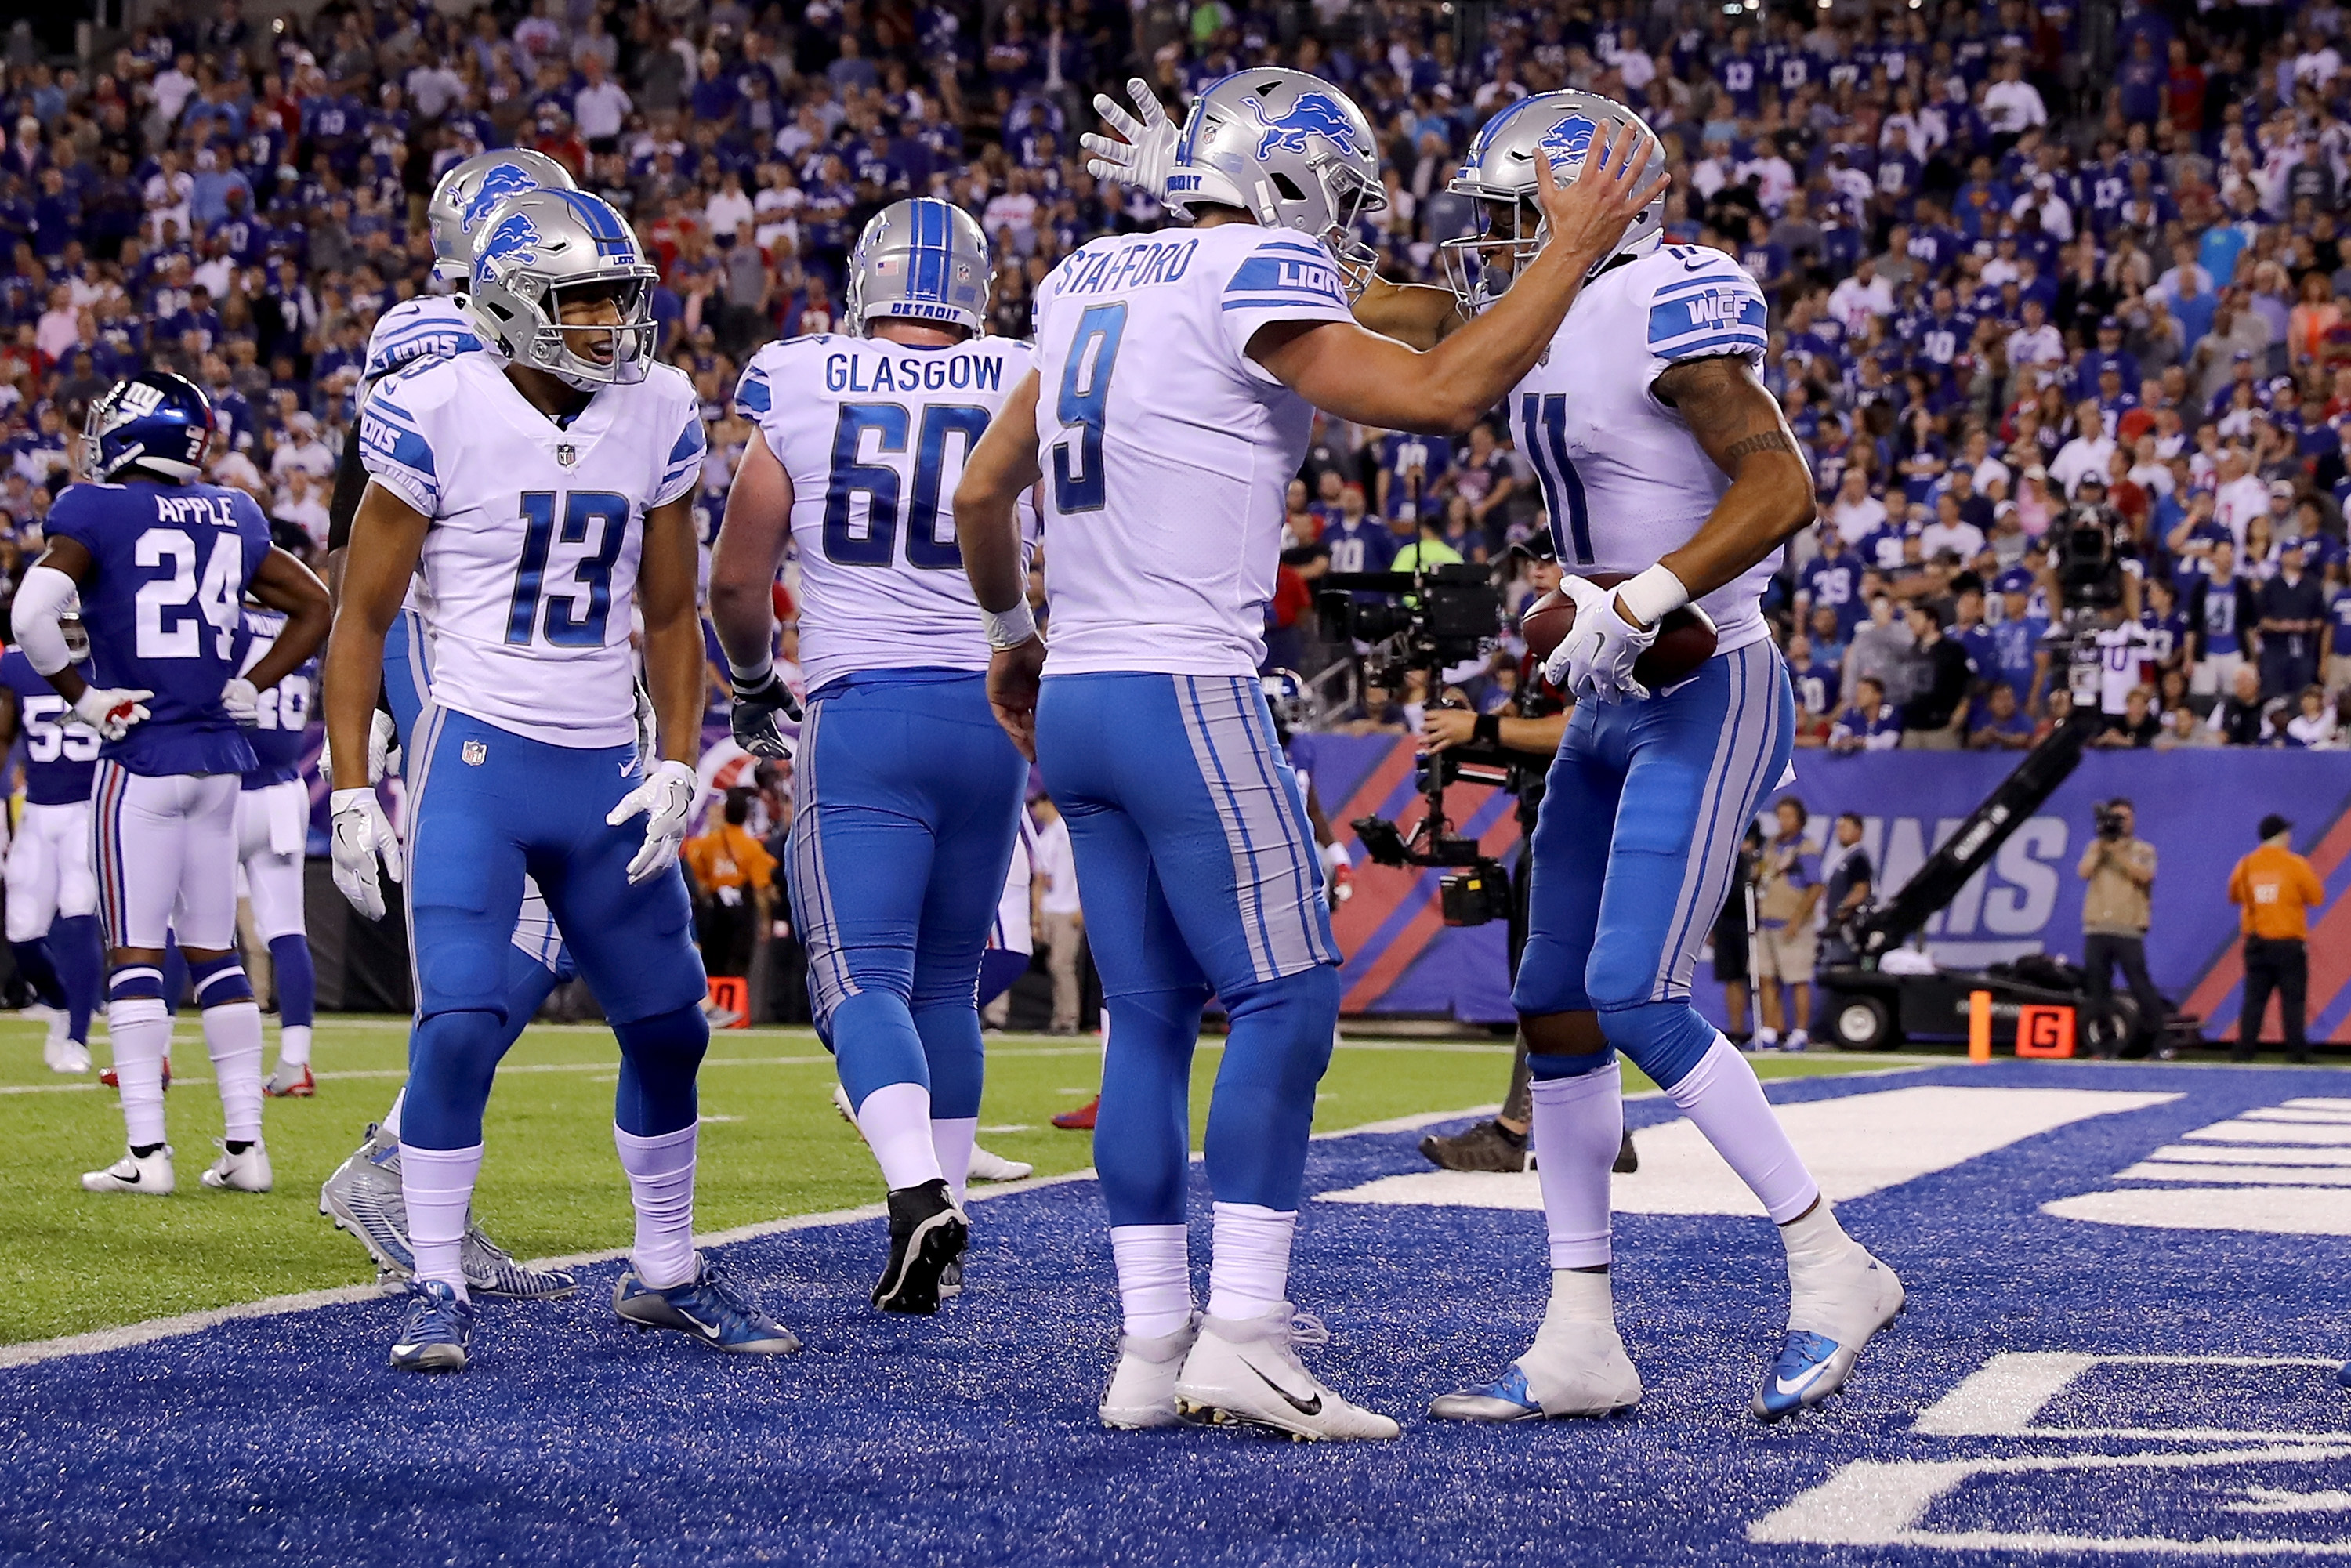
[3,0,2351,767]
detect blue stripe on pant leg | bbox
[1176,677,1276,982]
[1654,644,1793,1001]
[1175,677,1334,981]
[1223,677,1339,969]
[1650,650,1756,998]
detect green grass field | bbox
[0,1016,1901,1345]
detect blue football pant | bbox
[399,705,707,1150]
[1035,673,1341,1226]
[788,673,1026,1121]
[1513,639,1795,1088]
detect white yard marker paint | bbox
[2115,1161,2351,1187]
[2043,1187,2351,1236]
[2052,1098,2351,1235]
[2183,1120,2351,1146]
[1756,1353,2351,1556]
[2135,1144,2351,1168]
[1319,1086,2178,1218]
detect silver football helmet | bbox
[466,190,660,391]
[1165,68,1386,292]
[426,148,578,286]
[846,198,993,336]
[1441,91,1666,313]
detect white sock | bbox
[402,1143,483,1298]
[1755,1026,1779,1045]
[1109,1222,1191,1338]
[930,1116,978,1207]
[1780,1197,1854,1266]
[1540,1266,1614,1334]
[277,1023,312,1067]
[202,1000,265,1143]
[857,1081,944,1192]
[1206,1201,1296,1323]
[383,1085,406,1139]
[1530,1066,1620,1269]
[614,1123,698,1290]
[108,997,171,1148]
[1665,1035,1820,1223]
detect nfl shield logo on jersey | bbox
[556,444,578,468]
[462,740,487,766]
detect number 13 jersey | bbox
[734,333,1035,693]
[1031,223,1355,678]
[358,353,706,748]
[1506,244,1782,657]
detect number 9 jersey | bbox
[42,480,275,777]
[357,352,706,748]
[734,331,1035,692]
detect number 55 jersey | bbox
[357,352,706,745]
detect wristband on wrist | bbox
[981,599,1039,650]
[1473,712,1502,747]
[728,659,775,692]
[1616,563,1690,628]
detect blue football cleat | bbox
[613,1256,800,1354]
[1429,1320,1641,1421]
[389,1280,474,1373]
[1755,1248,1904,1421]
[1428,1363,1545,1421]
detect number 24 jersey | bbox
[358,353,706,748]
[44,479,274,777]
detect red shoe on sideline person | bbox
[1052,1095,1098,1131]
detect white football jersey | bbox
[1031,223,1355,677]
[1507,244,1783,656]
[736,333,1037,693]
[357,354,706,747]
[362,295,486,386]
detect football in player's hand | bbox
[1521,572,1719,689]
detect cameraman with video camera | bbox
[2077,798,2167,1059]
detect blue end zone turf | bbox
[2,1062,2346,1566]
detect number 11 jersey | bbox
[44,480,273,777]
[357,353,706,748]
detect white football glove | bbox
[330,787,404,921]
[1541,578,1657,705]
[368,708,401,783]
[607,759,698,885]
[221,676,260,726]
[70,686,152,741]
[1080,78,1179,197]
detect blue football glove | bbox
[728,667,802,759]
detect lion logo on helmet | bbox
[1243,92,1363,161]
[1538,114,1600,176]
[474,211,542,279]
[462,161,546,234]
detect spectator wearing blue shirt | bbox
[1969,681,2036,749]
[1801,531,1868,640]
[2326,571,2351,692]
[1830,676,1906,752]
[1986,578,2052,712]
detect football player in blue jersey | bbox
[328,189,794,1372]
[314,147,583,1305]
[711,198,1031,1313]
[16,372,330,1197]
[228,605,321,1098]
[0,622,107,1074]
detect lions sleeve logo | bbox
[1244,92,1364,160]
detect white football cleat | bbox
[967,1144,1033,1182]
[1429,1318,1643,1421]
[45,1035,92,1075]
[200,1139,274,1193]
[82,1145,174,1195]
[264,1061,316,1097]
[1174,1305,1400,1441]
[1755,1244,1904,1421]
[1099,1314,1198,1430]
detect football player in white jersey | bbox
[317,147,581,1304]
[328,189,795,1371]
[1098,88,1904,1423]
[709,197,1034,1313]
[957,68,1663,1440]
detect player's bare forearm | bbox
[1351,276,1465,351]
[1648,355,1816,607]
[956,368,1044,615]
[638,497,706,767]
[708,429,794,675]
[1254,129,1666,433]
[243,547,331,691]
[324,483,429,788]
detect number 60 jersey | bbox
[734,332,1035,693]
[357,352,706,748]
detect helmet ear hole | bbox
[1269,171,1306,203]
